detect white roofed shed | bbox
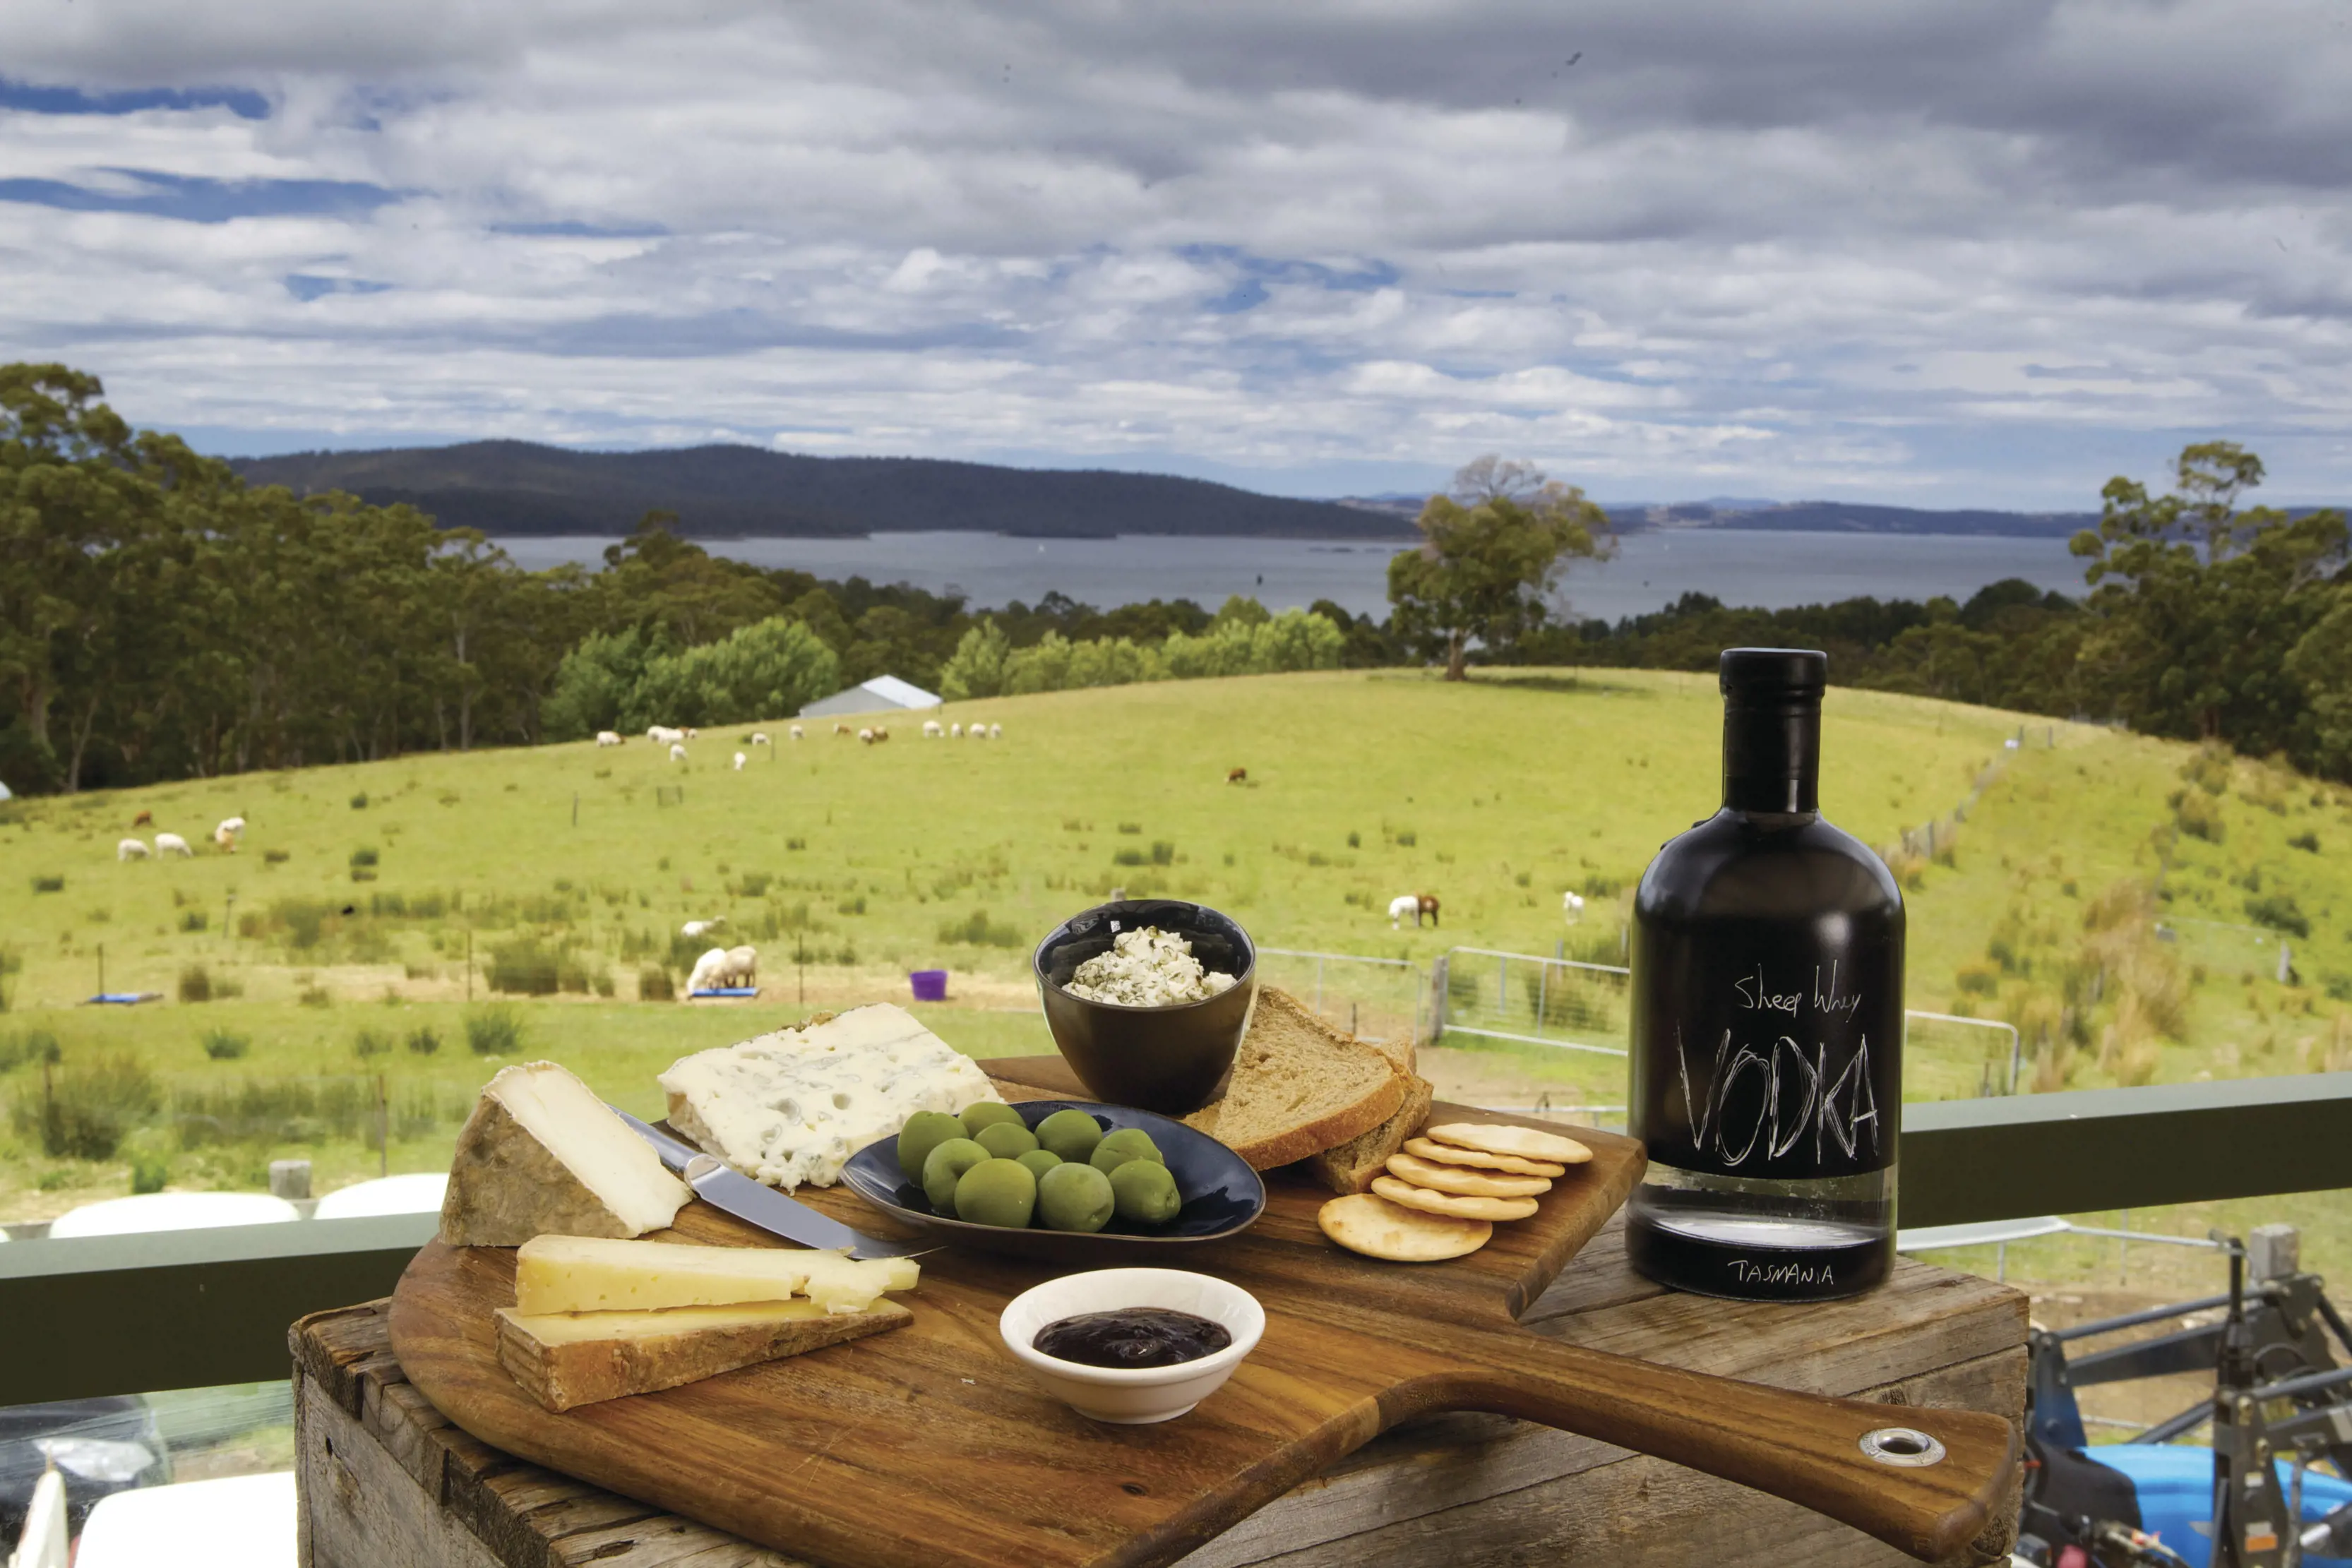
[799,675,943,719]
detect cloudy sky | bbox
[3,1,2348,507]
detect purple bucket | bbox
[909,969,948,1003]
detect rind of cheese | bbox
[658,1003,1001,1190]
[513,1235,919,1317]
[496,1297,912,1411]
[441,1061,691,1247]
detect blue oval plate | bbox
[840,1100,1266,1263]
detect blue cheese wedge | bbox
[659,1004,1001,1190]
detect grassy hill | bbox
[4,668,2345,1277]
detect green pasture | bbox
[4,666,2348,1257]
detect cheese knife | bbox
[611,1107,933,1261]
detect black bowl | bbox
[839,1101,1266,1263]
[1032,899,1256,1115]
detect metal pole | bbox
[1536,959,1550,1039]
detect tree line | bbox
[6,358,2347,791]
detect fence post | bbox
[1430,954,1448,1046]
[1536,958,1550,1041]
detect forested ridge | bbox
[8,361,2352,795]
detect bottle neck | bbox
[1721,697,1820,815]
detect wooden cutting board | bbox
[389,1063,2014,1568]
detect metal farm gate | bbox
[1253,947,1431,1048]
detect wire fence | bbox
[1253,947,1430,1048]
[1430,946,2025,1096]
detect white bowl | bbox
[998,1267,1265,1424]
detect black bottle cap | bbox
[1720,647,1827,696]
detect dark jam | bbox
[1032,1308,1232,1368]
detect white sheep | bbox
[648,725,685,746]
[788,724,804,741]
[921,719,944,738]
[155,832,193,857]
[217,815,246,836]
[1563,891,1587,923]
[732,751,747,771]
[988,723,1003,739]
[950,722,963,738]
[859,728,875,745]
[966,724,985,741]
[669,743,688,762]
[117,837,150,861]
[681,918,726,940]
[751,732,770,748]
[684,945,731,995]
[719,945,758,988]
[595,731,623,747]
[683,727,698,740]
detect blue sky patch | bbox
[1180,245,1402,315]
[0,78,268,120]
[284,275,394,302]
[0,170,402,223]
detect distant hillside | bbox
[1346,492,2103,537]
[229,441,1413,541]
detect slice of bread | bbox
[1303,1026,1431,1195]
[1186,987,1405,1171]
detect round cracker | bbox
[1318,1193,1492,1262]
[1385,1151,1552,1198]
[1424,1121,1593,1166]
[1370,1175,1540,1222]
[1402,1137,1567,1178]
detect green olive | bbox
[953,1158,1038,1228]
[975,1120,1040,1160]
[1015,1148,1063,1180]
[1034,1108,1104,1163]
[1087,1127,1165,1175]
[959,1101,1027,1138]
[921,1137,989,1212]
[897,1111,969,1183]
[1036,1161,1116,1233]
[1109,1159,1181,1226]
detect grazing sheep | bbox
[213,825,237,852]
[669,743,688,762]
[967,724,985,740]
[1226,767,1248,784]
[950,722,963,738]
[789,724,804,741]
[155,832,193,857]
[719,945,758,988]
[921,720,943,738]
[1563,891,1587,923]
[683,727,698,740]
[834,723,852,736]
[873,725,890,742]
[118,838,150,861]
[596,730,623,747]
[684,946,731,995]
[131,809,153,827]
[732,751,747,771]
[681,918,726,940]
[858,728,875,745]
[751,732,770,747]
[648,725,686,746]
[987,723,1002,739]
[217,816,246,836]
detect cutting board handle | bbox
[1443,1331,2017,1562]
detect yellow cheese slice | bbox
[496,1297,912,1411]
[513,1235,918,1317]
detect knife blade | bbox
[610,1106,931,1260]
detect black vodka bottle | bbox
[1623,648,1904,1301]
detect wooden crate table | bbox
[292,1223,2026,1568]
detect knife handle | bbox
[1437,1331,2017,1562]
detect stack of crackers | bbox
[1316,1120,1592,1262]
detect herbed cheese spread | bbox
[1063,926,1237,1007]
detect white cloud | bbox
[1,0,2349,504]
